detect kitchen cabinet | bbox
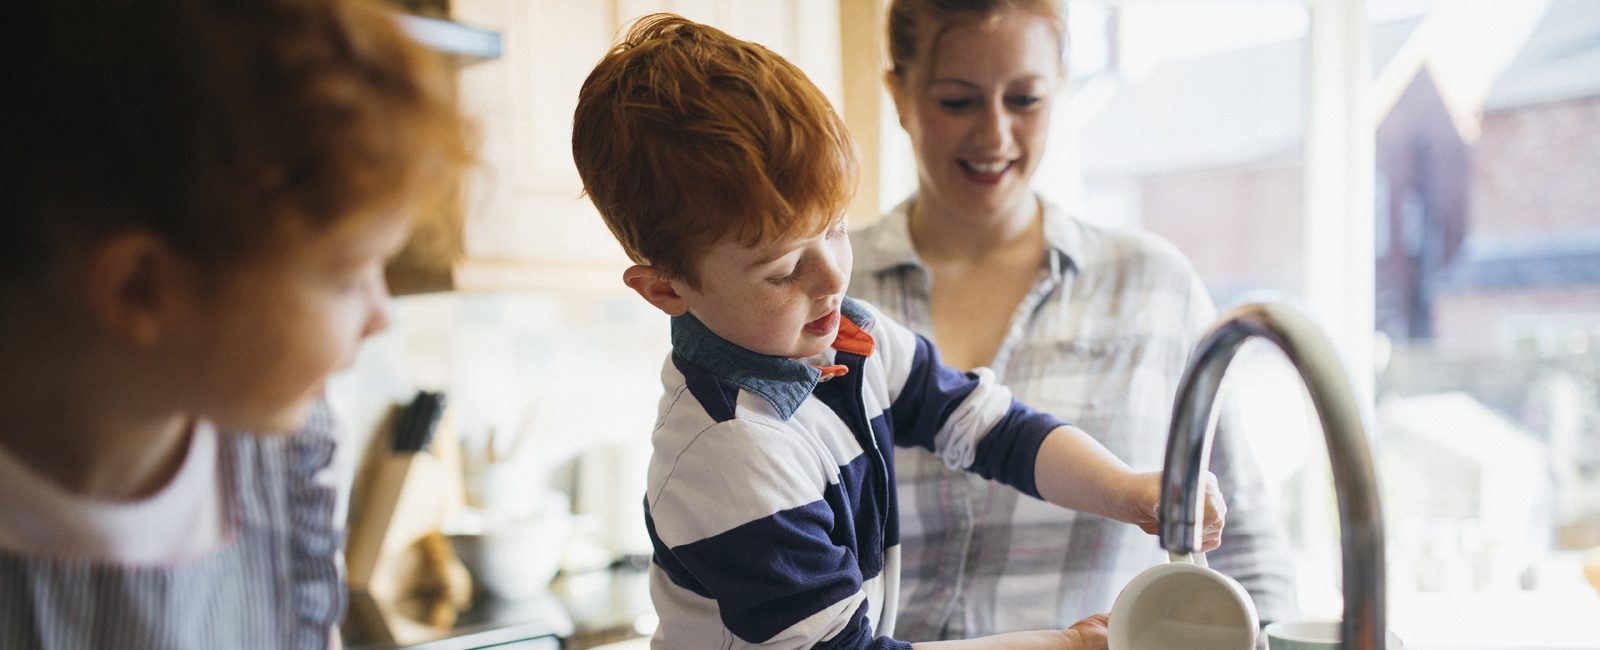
[390,0,877,295]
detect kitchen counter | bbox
[344,563,653,650]
[345,562,1600,649]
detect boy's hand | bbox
[910,614,1109,649]
[1032,426,1224,551]
[1121,470,1227,552]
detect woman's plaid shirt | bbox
[849,198,1299,640]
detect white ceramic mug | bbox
[1263,620,1403,650]
[1108,551,1258,650]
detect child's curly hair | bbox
[0,0,474,278]
[572,14,858,287]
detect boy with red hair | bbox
[571,14,1222,649]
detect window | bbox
[1042,0,1599,646]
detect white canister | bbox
[1108,551,1258,650]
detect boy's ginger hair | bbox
[572,14,858,287]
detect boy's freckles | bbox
[674,229,851,360]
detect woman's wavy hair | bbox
[886,0,1068,83]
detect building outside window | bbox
[884,0,1600,646]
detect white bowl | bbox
[448,510,572,600]
[1264,620,1404,650]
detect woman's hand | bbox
[1058,613,1108,650]
[1120,470,1226,551]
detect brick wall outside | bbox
[1433,285,1600,354]
[1472,96,1600,237]
[1138,158,1305,301]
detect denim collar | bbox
[670,297,874,420]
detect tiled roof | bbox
[1483,0,1600,111]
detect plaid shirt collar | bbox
[852,196,1081,283]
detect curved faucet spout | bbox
[1159,301,1386,650]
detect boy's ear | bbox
[622,264,689,316]
[83,231,190,347]
[885,70,910,129]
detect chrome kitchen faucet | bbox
[1159,301,1388,650]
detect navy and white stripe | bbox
[0,403,345,649]
[645,298,1063,649]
